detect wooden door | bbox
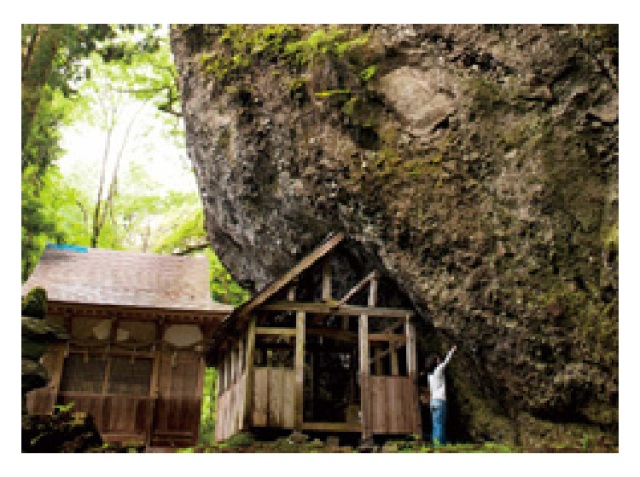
[152,352,203,447]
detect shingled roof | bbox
[22,246,233,313]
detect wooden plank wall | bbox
[26,387,56,415]
[59,394,153,441]
[370,376,420,435]
[251,368,295,430]
[153,352,202,446]
[214,370,247,442]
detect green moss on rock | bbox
[22,287,47,319]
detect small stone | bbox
[309,438,324,448]
[326,436,340,447]
[382,443,399,453]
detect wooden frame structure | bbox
[23,246,232,447]
[210,233,422,441]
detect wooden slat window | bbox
[59,354,107,394]
[108,357,153,395]
[60,353,153,396]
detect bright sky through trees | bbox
[58,104,196,199]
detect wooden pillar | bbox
[405,316,422,436]
[238,337,245,376]
[294,311,306,431]
[146,349,161,444]
[50,345,66,397]
[230,344,237,386]
[215,353,222,398]
[374,348,383,376]
[359,275,378,440]
[287,286,296,301]
[322,259,332,301]
[359,313,370,440]
[224,348,231,392]
[405,317,417,377]
[195,355,206,423]
[242,316,256,430]
[390,343,399,376]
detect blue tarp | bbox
[45,243,89,253]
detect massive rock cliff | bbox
[171,25,618,446]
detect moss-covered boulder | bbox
[22,407,103,453]
[22,287,47,319]
[171,24,617,447]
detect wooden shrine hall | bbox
[22,245,233,447]
[210,232,422,442]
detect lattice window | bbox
[108,356,153,395]
[59,354,107,393]
[60,353,153,396]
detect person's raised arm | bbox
[434,345,457,375]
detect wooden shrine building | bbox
[23,245,233,447]
[210,233,422,442]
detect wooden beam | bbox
[381,320,405,335]
[302,421,361,432]
[294,311,305,431]
[337,270,378,306]
[238,232,345,318]
[307,328,357,342]
[359,312,370,440]
[369,333,407,343]
[242,316,256,430]
[322,259,332,301]
[255,327,297,336]
[102,352,112,394]
[50,300,232,323]
[359,274,377,441]
[196,355,206,401]
[109,318,119,344]
[368,341,403,365]
[48,345,66,401]
[405,317,422,436]
[405,318,417,376]
[259,301,414,319]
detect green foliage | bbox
[314,89,351,98]
[199,367,217,444]
[284,26,371,66]
[224,432,254,447]
[199,25,372,86]
[200,25,301,82]
[205,249,250,306]
[21,24,160,174]
[467,76,505,113]
[21,24,169,279]
[21,165,91,279]
[22,287,47,318]
[360,64,377,82]
[151,202,249,306]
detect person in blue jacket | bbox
[422,345,457,446]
